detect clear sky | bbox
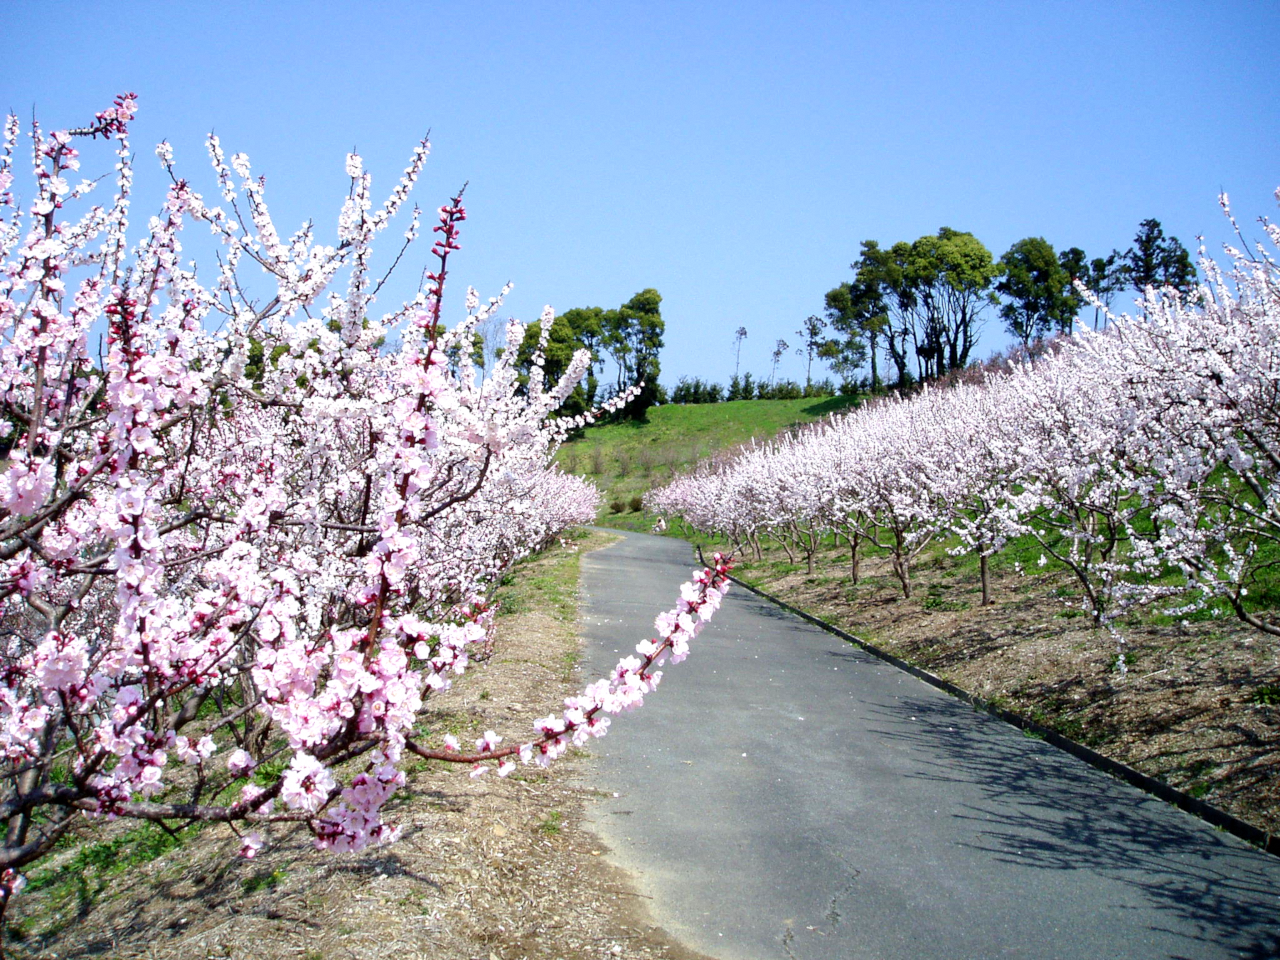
[4,0,1278,388]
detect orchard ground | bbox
[8,531,710,960]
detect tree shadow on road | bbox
[862,688,1280,959]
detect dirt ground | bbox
[10,532,711,960]
[736,544,1280,837]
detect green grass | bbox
[253,754,290,786]
[558,397,860,528]
[27,822,196,895]
[560,647,582,682]
[492,535,595,624]
[22,820,201,937]
[243,867,288,894]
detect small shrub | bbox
[1108,650,1138,672]
[1249,684,1280,705]
[663,446,682,475]
[629,495,643,512]
[1054,716,1085,740]
[609,499,626,514]
[496,596,526,616]
[589,446,605,474]
[636,448,655,477]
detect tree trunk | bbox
[869,331,879,393]
[980,551,991,606]
[893,554,911,599]
[804,529,820,575]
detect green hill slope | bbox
[558,396,858,529]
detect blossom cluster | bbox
[0,98,722,878]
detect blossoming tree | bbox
[0,96,731,911]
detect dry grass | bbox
[9,531,711,960]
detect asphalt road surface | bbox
[578,530,1280,960]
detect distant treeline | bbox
[669,373,844,405]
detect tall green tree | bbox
[907,228,998,379]
[604,288,664,420]
[515,290,664,421]
[510,291,664,420]
[1123,218,1196,296]
[733,326,748,378]
[1058,246,1126,330]
[558,306,606,407]
[822,277,878,390]
[794,315,838,391]
[995,237,1077,347]
[1057,245,1089,322]
[853,230,996,385]
[515,311,590,417]
[769,338,789,385]
[851,240,915,388]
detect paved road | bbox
[578,530,1280,960]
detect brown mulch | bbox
[740,547,1280,837]
[11,534,711,960]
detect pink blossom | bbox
[0,96,721,873]
[239,832,264,859]
[281,754,335,813]
[227,749,256,776]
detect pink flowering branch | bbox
[405,553,734,773]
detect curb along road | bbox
[579,530,1280,960]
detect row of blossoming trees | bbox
[0,95,731,905]
[649,200,1280,652]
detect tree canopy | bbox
[824,215,1197,391]
[838,229,996,388]
[996,236,1077,347]
[1123,218,1196,296]
[517,289,664,421]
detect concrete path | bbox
[578,530,1280,960]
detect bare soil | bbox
[10,532,711,960]
[737,545,1280,837]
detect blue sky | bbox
[4,1,1278,388]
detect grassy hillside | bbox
[558,396,858,530]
